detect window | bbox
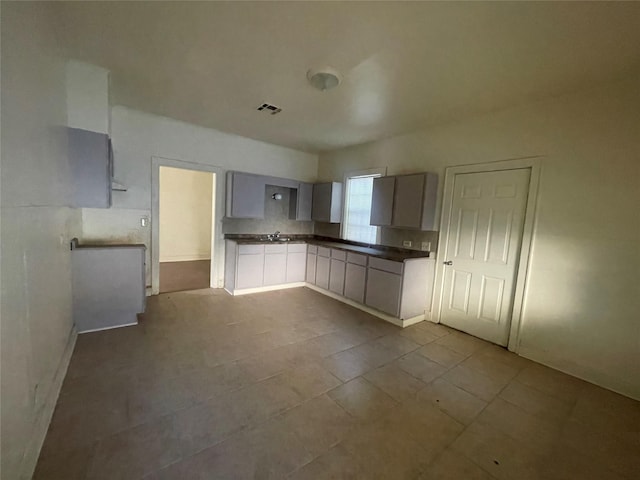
[343,173,382,244]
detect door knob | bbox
[443,260,453,265]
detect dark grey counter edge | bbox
[225,237,430,262]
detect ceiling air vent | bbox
[257,103,282,115]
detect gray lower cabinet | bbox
[236,251,265,289]
[344,263,366,303]
[315,256,330,289]
[226,171,266,219]
[329,259,346,295]
[286,250,307,283]
[226,241,309,293]
[365,268,402,317]
[264,253,287,286]
[306,253,317,283]
[71,244,145,333]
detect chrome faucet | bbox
[266,231,281,241]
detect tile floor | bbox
[35,288,640,479]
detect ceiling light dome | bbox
[307,67,342,91]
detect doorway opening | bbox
[432,157,541,352]
[158,166,216,293]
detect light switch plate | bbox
[403,240,412,247]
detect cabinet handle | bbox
[443,260,453,265]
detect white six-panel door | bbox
[440,169,530,345]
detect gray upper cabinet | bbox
[312,182,343,223]
[68,127,112,208]
[370,172,438,231]
[392,174,425,229]
[289,182,313,221]
[226,171,266,219]
[370,176,395,226]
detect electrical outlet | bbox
[421,241,431,251]
[403,240,412,248]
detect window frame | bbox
[341,167,387,245]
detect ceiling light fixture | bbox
[307,67,342,91]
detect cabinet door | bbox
[306,253,317,284]
[296,183,313,221]
[227,172,266,218]
[392,174,425,229]
[312,182,343,223]
[329,259,346,295]
[68,127,111,208]
[236,254,265,289]
[286,252,307,283]
[365,268,402,316]
[312,183,332,222]
[370,176,395,226]
[344,263,366,304]
[316,256,330,289]
[263,254,287,286]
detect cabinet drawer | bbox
[238,244,265,255]
[331,248,346,261]
[347,252,367,266]
[307,245,318,254]
[318,246,331,258]
[368,256,403,275]
[264,244,287,254]
[287,243,307,253]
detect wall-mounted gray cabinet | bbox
[312,182,343,223]
[226,171,266,219]
[370,176,395,226]
[289,182,313,221]
[68,127,112,208]
[370,172,438,230]
[226,171,314,221]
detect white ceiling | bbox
[54,1,640,152]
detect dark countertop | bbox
[225,235,431,261]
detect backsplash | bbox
[313,221,438,253]
[222,185,314,235]
[380,227,438,253]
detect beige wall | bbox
[159,167,213,262]
[319,77,640,400]
[1,3,81,478]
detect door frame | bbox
[431,156,542,352]
[151,156,225,295]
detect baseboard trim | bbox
[304,284,424,328]
[78,322,138,334]
[225,282,306,296]
[22,325,77,480]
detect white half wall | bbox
[79,106,318,286]
[318,76,640,400]
[1,3,81,478]
[159,166,213,262]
